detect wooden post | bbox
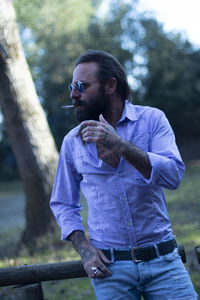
[0,260,87,287]
[14,283,44,300]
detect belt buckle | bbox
[131,247,142,263]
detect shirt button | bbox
[128,222,131,226]
[122,197,126,201]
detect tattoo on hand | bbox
[79,246,95,265]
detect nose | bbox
[70,86,81,99]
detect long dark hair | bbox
[75,49,130,101]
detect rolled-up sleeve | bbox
[50,137,84,240]
[144,110,185,189]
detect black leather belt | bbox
[102,239,177,263]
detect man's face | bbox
[70,62,109,122]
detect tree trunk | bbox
[0,0,59,246]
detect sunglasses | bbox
[68,79,99,93]
[68,81,86,93]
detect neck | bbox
[104,95,124,128]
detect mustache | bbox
[72,99,86,107]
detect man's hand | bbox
[80,244,112,278]
[79,114,122,152]
[79,114,152,178]
[68,231,112,278]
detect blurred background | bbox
[0,0,200,299]
[1,0,200,177]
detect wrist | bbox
[116,138,127,155]
[68,230,89,253]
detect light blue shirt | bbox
[50,101,185,248]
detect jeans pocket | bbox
[91,276,108,286]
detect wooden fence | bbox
[0,246,199,299]
[0,260,87,300]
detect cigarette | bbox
[62,105,74,109]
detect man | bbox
[50,50,197,299]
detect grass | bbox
[165,163,200,295]
[0,163,200,298]
[43,278,95,300]
[166,163,200,247]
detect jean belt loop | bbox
[110,248,115,263]
[154,243,160,258]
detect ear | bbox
[104,77,117,95]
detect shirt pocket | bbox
[73,153,100,197]
[132,132,151,152]
[73,152,98,174]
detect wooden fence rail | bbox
[0,247,199,299]
[0,260,87,287]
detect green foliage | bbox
[82,1,136,67]
[135,18,200,140]
[12,0,138,149]
[1,0,200,176]
[13,0,200,146]
[13,0,101,148]
[14,0,96,34]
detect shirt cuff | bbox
[143,152,162,185]
[61,224,85,241]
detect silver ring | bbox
[91,266,100,274]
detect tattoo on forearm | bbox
[97,145,120,168]
[68,231,87,252]
[68,231,95,264]
[102,134,123,151]
[120,141,152,179]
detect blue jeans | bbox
[91,248,198,300]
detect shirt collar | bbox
[119,100,138,123]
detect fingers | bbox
[98,249,111,264]
[87,262,112,278]
[78,120,100,135]
[94,263,112,278]
[78,116,108,137]
[98,250,112,277]
[77,120,100,144]
[99,114,108,124]
[79,115,107,131]
[79,121,107,144]
[77,118,121,151]
[83,248,112,279]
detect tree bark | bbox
[0,0,59,246]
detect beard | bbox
[74,85,109,123]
